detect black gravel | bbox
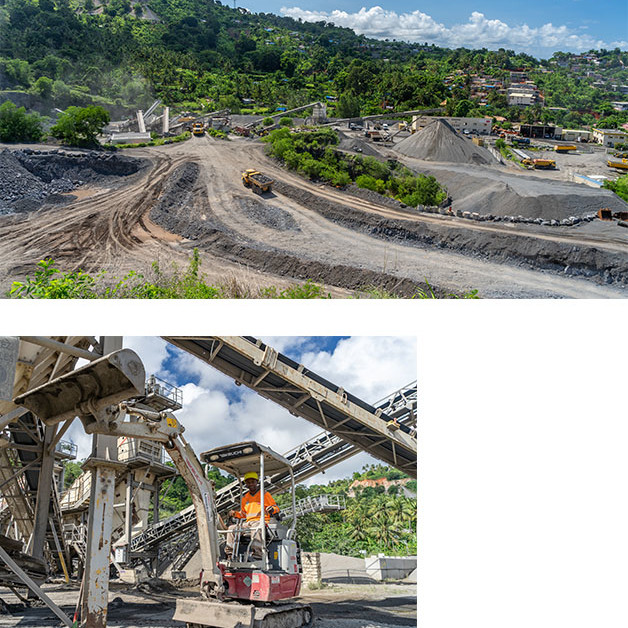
[0,148,144,215]
[235,196,301,231]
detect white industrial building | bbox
[561,129,592,142]
[411,116,493,135]
[591,128,628,147]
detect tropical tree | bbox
[50,105,110,146]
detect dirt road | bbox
[0,136,626,298]
[0,581,417,628]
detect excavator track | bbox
[175,599,313,628]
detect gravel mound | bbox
[0,148,143,215]
[394,119,492,164]
[336,131,383,157]
[236,196,301,231]
[415,164,628,220]
[0,149,48,212]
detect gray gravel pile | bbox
[415,163,628,220]
[0,149,48,213]
[394,119,492,164]
[16,149,141,183]
[236,196,301,231]
[336,131,383,157]
[0,148,143,215]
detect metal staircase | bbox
[282,494,346,519]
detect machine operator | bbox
[225,472,280,559]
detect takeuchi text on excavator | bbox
[14,348,313,628]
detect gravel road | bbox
[0,581,417,628]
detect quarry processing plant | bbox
[0,337,417,628]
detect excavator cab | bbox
[201,441,302,600]
[174,442,312,628]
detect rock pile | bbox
[394,119,492,165]
[0,148,143,215]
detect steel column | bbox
[29,424,57,560]
[82,336,122,628]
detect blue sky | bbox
[240,0,628,58]
[67,336,417,484]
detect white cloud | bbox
[280,5,618,56]
[301,336,417,404]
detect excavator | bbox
[13,348,312,628]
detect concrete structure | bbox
[519,124,559,139]
[611,102,628,111]
[509,71,528,82]
[108,132,152,145]
[364,555,417,581]
[561,129,592,142]
[301,552,322,587]
[411,116,492,135]
[592,128,628,147]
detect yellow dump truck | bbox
[191,122,205,136]
[607,158,628,170]
[242,169,274,194]
[532,158,556,169]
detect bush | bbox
[50,105,110,146]
[279,117,292,127]
[356,174,378,191]
[0,101,44,142]
[263,116,273,126]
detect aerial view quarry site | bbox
[1,115,627,298]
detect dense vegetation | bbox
[603,174,628,202]
[159,462,417,557]
[264,127,447,207]
[0,100,44,141]
[0,0,627,131]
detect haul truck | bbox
[242,169,274,194]
[14,349,312,628]
[192,122,206,136]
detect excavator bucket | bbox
[13,348,145,425]
[174,599,313,628]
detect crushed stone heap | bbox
[0,149,48,211]
[394,119,493,165]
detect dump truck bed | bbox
[249,173,274,185]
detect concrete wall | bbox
[364,555,417,581]
[301,551,322,587]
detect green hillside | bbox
[1,0,627,129]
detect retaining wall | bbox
[364,555,417,581]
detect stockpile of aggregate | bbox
[336,130,383,157]
[416,165,628,221]
[0,148,143,215]
[0,149,50,213]
[394,119,492,165]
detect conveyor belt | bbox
[164,337,417,475]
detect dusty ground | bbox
[0,134,626,298]
[0,580,417,628]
